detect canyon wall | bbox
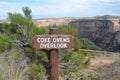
[69,20,115,39]
[69,17,120,51]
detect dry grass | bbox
[0,50,30,80]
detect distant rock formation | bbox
[33,18,76,27]
[101,31,120,52]
[69,20,115,39]
[69,15,120,52]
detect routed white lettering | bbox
[62,38,70,42]
[37,38,50,43]
[34,35,74,50]
[39,43,67,49]
[52,38,70,42]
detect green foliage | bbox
[31,64,47,80]
[60,50,88,73]
[33,26,49,35]
[27,39,33,46]
[22,6,32,19]
[35,51,47,62]
[25,47,33,56]
[54,25,82,50]
[1,22,18,35]
[69,51,88,70]
[8,13,25,25]
[96,65,103,79]
[7,7,50,80]
[80,38,101,50]
[10,50,23,60]
[0,34,12,52]
[59,50,72,62]
[8,6,35,40]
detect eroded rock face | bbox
[103,31,120,51]
[69,19,120,52]
[69,20,115,39]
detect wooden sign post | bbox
[33,28,74,80]
[49,28,59,80]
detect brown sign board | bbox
[33,35,74,50]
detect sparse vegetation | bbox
[0,49,30,80]
[0,34,12,52]
[80,38,101,50]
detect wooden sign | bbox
[33,35,74,50]
[33,28,74,80]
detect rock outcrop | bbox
[69,15,120,52]
[101,31,120,52]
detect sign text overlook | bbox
[33,35,74,50]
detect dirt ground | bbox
[89,54,119,80]
[90,56,114,70]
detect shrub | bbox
[31,64,47,80]
[0,34,12,52]
[80,38,101,50]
